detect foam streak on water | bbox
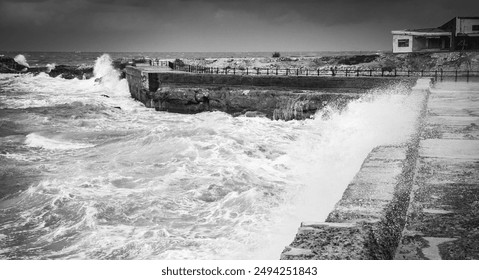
[0,55,423,259]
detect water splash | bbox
[93,54,118,81]
[14,54,29,68]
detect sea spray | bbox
[249,83,426,259]
[14,54,29,68]
[93,54,119,81]
[92,54,132,105]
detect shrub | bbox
[174,58,185,67]
[272,52,281,58]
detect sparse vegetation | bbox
[174,58,185,67]
[379,58,398,71]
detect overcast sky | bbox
[1,0,478,52]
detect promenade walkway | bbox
[395,82,479,259]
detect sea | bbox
[0,52,420,259]
[0,51,382,67]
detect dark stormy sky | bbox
[1,0,478,52]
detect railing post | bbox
[455,70,458,82]
[317,69,320,76]
[394,69,397,77]
[296,69,299,76]
[345,69,348,77]
[246,68,249,75]
[357,69,359,77]
[257,68,260,75]
[421,70,424,77]
[233,68,236,75]
[286,68,289,76]
[267,68,269,75]
[381,69,384,77]
[407,70,410,77]
[370,69,372,77]
[434,70,438,82]
[467,70,470,83]
[440,69,443,81]
[276,68,278,75]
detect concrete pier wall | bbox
[281,79,432,259]
[125,66,416,120]
[395,82,479,260]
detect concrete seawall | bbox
[281,79,432,259]
[395,82,479,260]
[125,66,416,120]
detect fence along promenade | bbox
[165,61,479,83]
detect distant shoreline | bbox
[1,51,478,79]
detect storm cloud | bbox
[0,0,478,51]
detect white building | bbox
[392,17,479,53]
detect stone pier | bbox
[125,66,415,120]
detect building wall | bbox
[456,18,479,35]
[393,35,413,53]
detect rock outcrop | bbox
[150,86,354,120]
[0,56,28,73]
[47,65,94,79]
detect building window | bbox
[398,39,409,47]
[473,25,479,31]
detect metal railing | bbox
[168,62,479,82]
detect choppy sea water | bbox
[0,54,422,259]
[0,51,382,67]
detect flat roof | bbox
[391,30,451,36]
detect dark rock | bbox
[0,56,28,72]
[48,65,93,79]
[149,86,353,120]
[27,67,49,74]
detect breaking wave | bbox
[14,54,29,68]
[25,133,95,150]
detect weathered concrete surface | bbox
[281,80,431,259]
[125,66,416,120]
[395,82,479,260]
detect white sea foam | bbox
[25,133,94,150]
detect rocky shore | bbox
[0,55,139,79]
